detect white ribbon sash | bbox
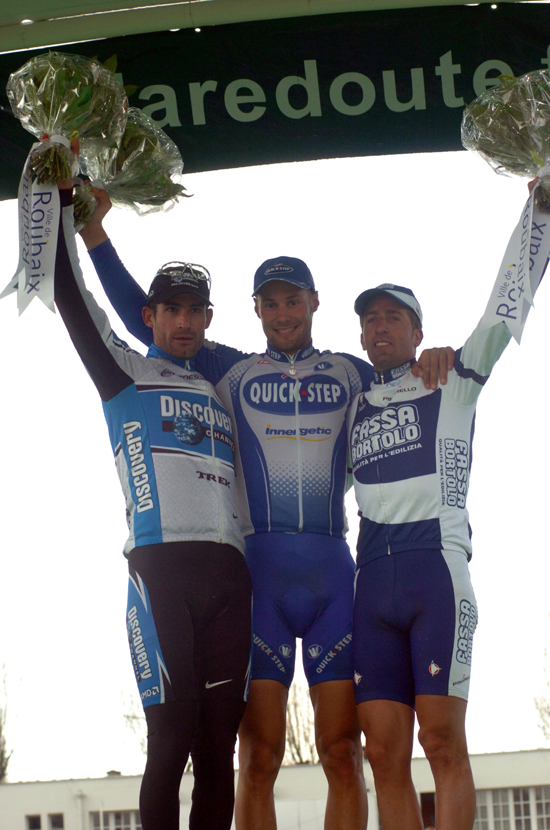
[0,141,62,314]
[480,168,550,343]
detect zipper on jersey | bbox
[287,352,297,376]
[294,375,303,531]
[283,351,301,529]
[208,388,223,543]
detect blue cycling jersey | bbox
[90,241,374,537]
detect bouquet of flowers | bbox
[75,106,189,226]
[461,69,550,211]
[7,51,127,184]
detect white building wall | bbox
[409,748,550,792]
[1,750,550,830]
[0,775,142,830]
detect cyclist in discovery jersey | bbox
[80,190,452,830]
[51,183,252,830]
[347,269,544,830]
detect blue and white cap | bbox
[253,256,315,296]
[354,283,423,326]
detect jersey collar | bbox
[373,359,415,385]
[265,342,316,364]
[147,342,196,371]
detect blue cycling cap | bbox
[253,256,315,296]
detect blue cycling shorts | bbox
[353,548,477,708]
[245,532,355,688]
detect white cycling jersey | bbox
[347,317,512,567]
[55,191,244,556]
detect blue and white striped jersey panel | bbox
[211,349,369,537]
[348,318,512,566]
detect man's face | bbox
[142,293,213,360]
[361,295,423,371]
[254,281,319,354]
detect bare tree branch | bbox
[283,682,319,766]
[122,691,148,755]
[122,692,192,772]
[535,635,550,743]
[0,665,12,783]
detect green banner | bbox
[1,3,549,199]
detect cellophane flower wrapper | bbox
[461,69,550,211]
[7,51,127,184]
[80,107,189,218]
[72,182,99,231]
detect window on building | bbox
[493,788,511,830]
[536,786,550,830]
[474,790,489,830]
[48,816,64,830]
[26,817,41,830]
[513,788,532,830]
[89,812,141,830]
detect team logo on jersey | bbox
[243,373,346,415]
[174,413,204,446]
[307,644,323,658]
[265,423,332,440]
[440,437,469,508]
[455,599,477,665]
[124,421,154,514]
[354,671,362,685]
[314,361,333,371]
[429,661,441,676]
[350,404,421,464]
[279,644,292,658]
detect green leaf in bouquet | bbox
[102,55,118,74]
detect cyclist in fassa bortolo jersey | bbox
[81,190,452,830]
[347,266,545,830]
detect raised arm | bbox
[55,187,136,401]
[80,189,153,346]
